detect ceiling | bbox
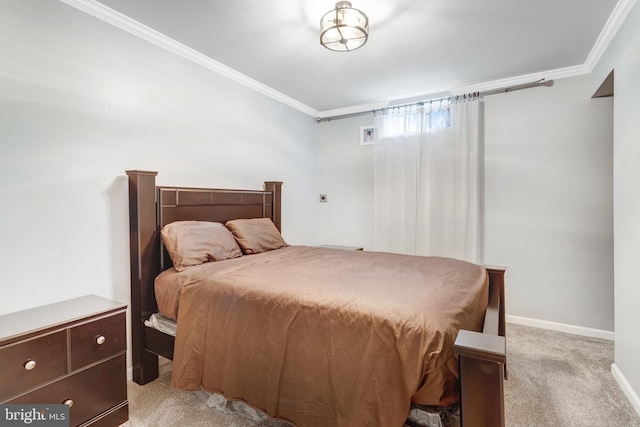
[83,0,624,117]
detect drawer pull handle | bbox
[24,360,37,370]
[96,335,106,345]
[63,399,73,407]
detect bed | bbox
[126,170,507,427]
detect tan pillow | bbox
[225,218,287,254]
[160,221,242,271]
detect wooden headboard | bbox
[126,170,282,383]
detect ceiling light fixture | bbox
[320,1,369,52]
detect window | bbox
[375,100,451,140]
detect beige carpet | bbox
[504,323,640,426]
[122,323,640,426]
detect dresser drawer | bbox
[70,312,126,370]
[10,354,127,427]
[0,330,66,401]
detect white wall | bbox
[483,75,613,331]
[0,0,319,316]
[591,0,640,412]
[317,116,375,249]
[317,75,614,332]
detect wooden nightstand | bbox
[0,295,128,427]
[319,245,364,251]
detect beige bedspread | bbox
[166,246,488,427]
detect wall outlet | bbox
[320,194,328,203]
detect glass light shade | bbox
[320,1,369,52]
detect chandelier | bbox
[320,1,369,52]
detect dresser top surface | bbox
[0,295,127,344]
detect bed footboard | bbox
[454,266,507,427]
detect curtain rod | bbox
[316,78,553,123]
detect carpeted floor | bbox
[122,323,640,426]
[504,323,640,426]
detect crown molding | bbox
[584,0,638,72]
[316,64,592,119]
[447,0,636,97]
[315,101,389,120]
[60,0,635,121]
[317,0,636,117]
[58,0,319,118]
[451,64,591,96]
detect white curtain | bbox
[373,96,482,263]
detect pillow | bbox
[225,218,287,255]
[160,221,242,271]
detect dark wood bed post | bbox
[126,170,161,385]
[264,181,282,231]
[126,173,284,386]
[455,266,507,427]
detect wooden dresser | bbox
[0,295,128,427]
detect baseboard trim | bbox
[506,314,614,341]
[612,363,640,417]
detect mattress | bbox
[155,246,488,427]
[144,313,176,335]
